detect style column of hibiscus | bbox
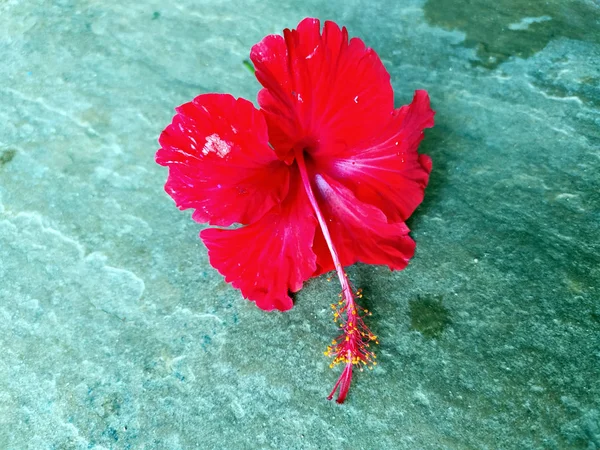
[156,18,434,403]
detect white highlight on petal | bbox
[306,45,319,59]
[202,134,231,158]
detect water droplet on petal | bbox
[354,96,359,104]
[395,141,399,146]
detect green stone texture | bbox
[0,0,598,449]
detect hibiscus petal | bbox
[156,93,289,226]
[323,90,435,223]
[311,173,416,275]
[200,172,317,311]
[250,18,394,161]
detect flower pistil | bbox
[295,148,377,403]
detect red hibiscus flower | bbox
[156,18,434,403]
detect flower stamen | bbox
[295,149,377,403]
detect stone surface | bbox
[1,0,598,449]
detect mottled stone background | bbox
[1,0,598,449]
